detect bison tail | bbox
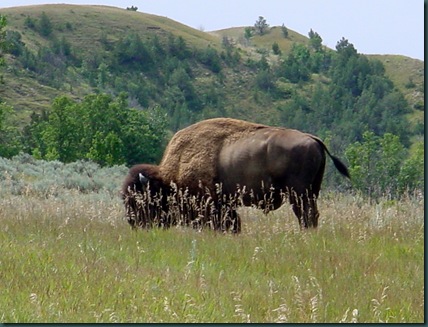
[311,135,350,179]
[330,154,350,179]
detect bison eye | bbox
[139,173,149,184]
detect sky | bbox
[0,0,424,60]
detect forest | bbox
[0,8,424,198]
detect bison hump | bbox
[159,118,268,192]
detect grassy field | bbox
[0,177,423,322]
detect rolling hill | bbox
[0,4,222,118]
[0,4,424,136]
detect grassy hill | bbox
[2,4,218,50]
[1,5,423,113]
[0,4,424,142]
[368,54,424,134]
[210,25,310,59]
[0,4,222,118]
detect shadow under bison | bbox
[122,118,350,232]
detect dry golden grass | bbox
[0,187,424,322]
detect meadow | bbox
[0,155,424,323]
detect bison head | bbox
[121,164,169,228]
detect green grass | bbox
[0,187,423,323]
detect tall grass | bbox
[0,156,424,322]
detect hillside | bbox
[1,4,423,120]
[0,4,222,117]
[368,54,424,132]
[213,27,424,112]
[210,25,310,60]
[0,4,424,157]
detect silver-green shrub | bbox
[0,153,128,197]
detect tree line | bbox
[1,93,167,166]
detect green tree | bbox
[244,27,253,44]
[272,42,281,55]
[398,141,424,193]
[38,12,53,37]
[87,131,125,166]
[114,33,153,72]
[168,66,200,112]
[6,30,25,57]
[281,23,288,38]
[378,133,406,194]
[40,96,82,162]
[255,69,274,92]
[198,46,222,73]
[345,131,407,198]
[0,102,22,157]
[0,15,7,83]
[345,131,381,197]
[279,43,311,83]
[121,106,167,164]
[23,93,167,166]
[254,16,269,35]
[308,28,323,52]
[24,16,36,29]
[167,35,190,60]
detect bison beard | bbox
[121,118,350,232]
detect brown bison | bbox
[122,118,350,232]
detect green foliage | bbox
[77,31,224,128]
[308,28,323,52]
[5,30,25,56]
[24,15,36,29]
[345,131,419,198]
[0,102,22,157]
[38,12,53,37]
[198,46,222,73]
[272,42,281,55]
[0,15,7,82]
[113,32,154,72]
[220,37,241,67]
[23,93,167,166]
[281,23,288,38]
[397,141,424,193]
[9,30,78,88]
[279,43,311,83]
[254,16,269,35]
[244,27,253,41]
[277,37,411,154]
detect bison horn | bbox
[139,173,149,184]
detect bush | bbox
[345,131,421,199]
[0,154,128,197]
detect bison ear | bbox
[139,173,149,185]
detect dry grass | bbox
[0,171,424,323]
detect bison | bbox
[122,118,350,232]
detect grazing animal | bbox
[122,118,350,231]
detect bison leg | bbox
[212,193,242,233]
[289,190,319,228]
[222,207,241,233]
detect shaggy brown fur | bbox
[121,164,167,228]
[159,118,269,194]
[121,164,164,197]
